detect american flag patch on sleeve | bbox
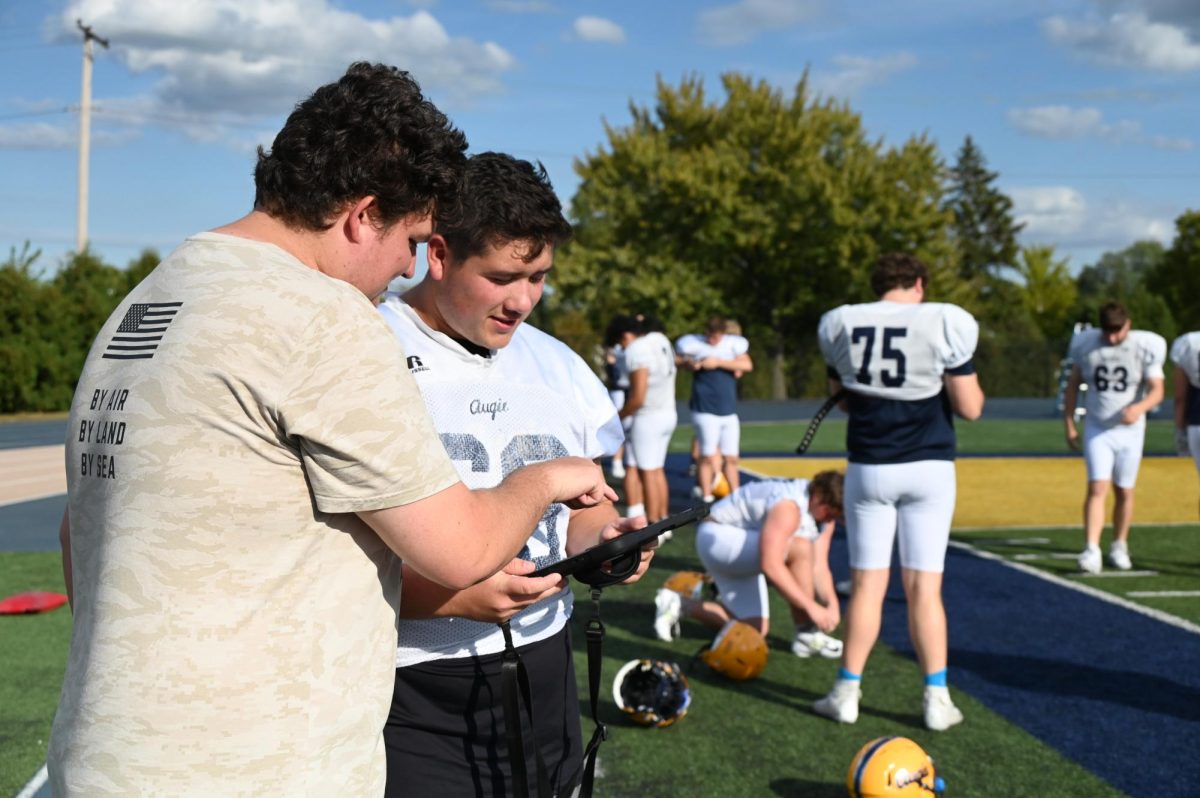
[101,302,183,360]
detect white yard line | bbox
[949,540,1199,635]
[16,763,48,798]
[1127,590,1200,598]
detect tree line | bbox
[3,71,1198,413]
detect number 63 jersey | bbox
[1069,327,1167,430]
[818,301,978,464]
[379,298,624,666]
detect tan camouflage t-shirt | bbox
[49,233,460,796]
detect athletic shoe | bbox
[792,629,843,659]
[813,679,861,724]
[610,459,626,479]
[1108,541,1132,571]
[653,588,681,642]
[1077,546,1102,575]
[923,686,964,731]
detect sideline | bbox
[15,764,48,798]
[950,539,1199,635]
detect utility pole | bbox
[76,19,109,253]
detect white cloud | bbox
[0,121,138,149]
[809,51,917,99]
[1151,134,1195,151]
[49,0,517,144]
[1011,185,1173,252]
[1007,104,1176,146]
[697,0,823,47]
[1043,10,1200,71]
[1007,105,1103,138]
[572,16,626,45]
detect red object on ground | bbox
[0,591,69,615]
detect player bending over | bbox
[653,471,844,659]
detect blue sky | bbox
[1,0,1197,281]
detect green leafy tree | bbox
[943,136,1023,281]
[1148,210,1200,330]
[1073,240,1175,342]
[553,72,952,397]
[1013,245,1077,342]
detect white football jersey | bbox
[708,479,818,540]
[675,333,750,361]
[818,301,978,401]
[623,331,678,414]
[1170,332,1200,389]
[378,298,624,666]
[1069,328,1166,429]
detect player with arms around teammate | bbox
[653,471,844,659]
[812,253,984,732]
[1063,302,1166,573]
[676,316,753,502]
[1170,330,1200,518]
[49,65,615,798]
[614,315,679,523]
[378,152,652,797]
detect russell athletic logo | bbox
[102,302,182,360]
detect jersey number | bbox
[852,326,907,387]
[1093,365,1129,392]
[439,432,569,567]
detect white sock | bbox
[626,503,645,519]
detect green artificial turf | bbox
[569,524,1129,797]
[0,552,71,797]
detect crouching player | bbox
[653,471,844,658]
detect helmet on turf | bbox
[662,570,708,600]
[612,659,691,727]
[712,472,732,499]
[700,620,768,681]
[847,736,945,797]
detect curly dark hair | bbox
[870,253,929,297]
[437,151,572,263]
[254,62,468,231]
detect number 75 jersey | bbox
[818,301,979,401]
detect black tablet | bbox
[528,504,710,583]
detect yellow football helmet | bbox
[612,659,691,727]
[711,472,732,499]
[847,736,945,797]
[662,570,709,601]
[700,620,768,681]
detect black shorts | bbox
[384,626,583,798]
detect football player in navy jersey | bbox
[676,316,753,502]
[1063,302,1166,573]
[812,253,984,732]
[377,153,654,797]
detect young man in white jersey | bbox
[676,315,753,502]
[1170,331,1200,518]
[653,471,844,659]
[377,152,652,797]
[614,314,679,522]
[812,253,984,732]
[1063,302,1166,573]
[48,65,615,797]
